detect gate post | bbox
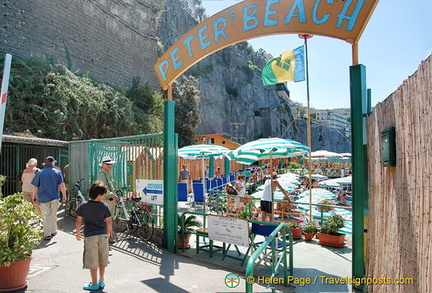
[163,100,178,252]
[350,64,368,291]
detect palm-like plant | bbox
[178,214,202,234]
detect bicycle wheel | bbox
[135,208,154,242]
[64,199,77,219]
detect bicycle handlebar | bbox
[115,186,130,197]
[73,178,85,190]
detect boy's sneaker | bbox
[98,280,105,288]
[83,282,99,291]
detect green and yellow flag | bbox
[262,46,305,86]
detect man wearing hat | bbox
[97,156,118,244]
[31,156,67,240]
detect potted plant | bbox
[0,191,42,291]
[318,199,334,211]
[303,222,318,241]
[317,214,346,248]
[178,214,202,249]
[286,221,303,239]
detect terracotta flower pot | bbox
[317,232,345,248]
[178,233,192,249]
[0,256,32,292]
[290,227,303,239]
[304,232,315,241]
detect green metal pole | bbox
[350,64,367,291]
[163,100,178,252]
[224,157,230,177]
[209,157,214,178]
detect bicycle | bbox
[64,178,86,219]
[112,187,154,242]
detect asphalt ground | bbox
[20,207,353,293]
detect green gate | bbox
[69,133,164,198]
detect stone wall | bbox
[1,0,162,89]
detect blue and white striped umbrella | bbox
[227,137,309,165]
[178,144,231,159]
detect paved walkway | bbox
[23,208,353,293]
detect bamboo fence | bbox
[366,54,432,292]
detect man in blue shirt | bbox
[32,156,67,240]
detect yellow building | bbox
[193,133,240,149]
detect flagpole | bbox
[0,53,12,153]
[298,34,313,223]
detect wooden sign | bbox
[154,0,379,89]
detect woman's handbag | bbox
[225,183,238,195]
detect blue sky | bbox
[201,0,432,109]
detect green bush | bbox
[0,193,42,266]
[1,55,164,140]
[320,214,345,235]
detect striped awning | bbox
[178,144,231,159]
[227,137,309,165]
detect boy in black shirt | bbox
[76,181,112,291]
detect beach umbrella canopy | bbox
[310,150,343,158]
[228,137,310,165]
[318,176,352,188]
[178,144,231,184]
[178,144,231,159]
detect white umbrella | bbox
[310,150,343,158]
[318,176,352,188]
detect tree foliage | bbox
[126,77,164,134]
[172,76,201,147]
[1,55,163,140]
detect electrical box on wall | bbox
[381,127,396,167]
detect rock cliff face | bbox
[158,0,350,152]
[0,0,350,152]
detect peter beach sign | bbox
[154,0,379,89]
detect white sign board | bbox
[208,215,249,247]
[136,179,163,205]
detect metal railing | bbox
[178,212,294,293]
[245,220,293,293]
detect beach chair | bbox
[192,181,205,211]
[241,223,290,266]
[215,178,223,190]
[178,182,188,202]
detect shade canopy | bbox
[228,137,310,165]
[318,176,352,188]
[310,150,343,158]
[178,144,231,159]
